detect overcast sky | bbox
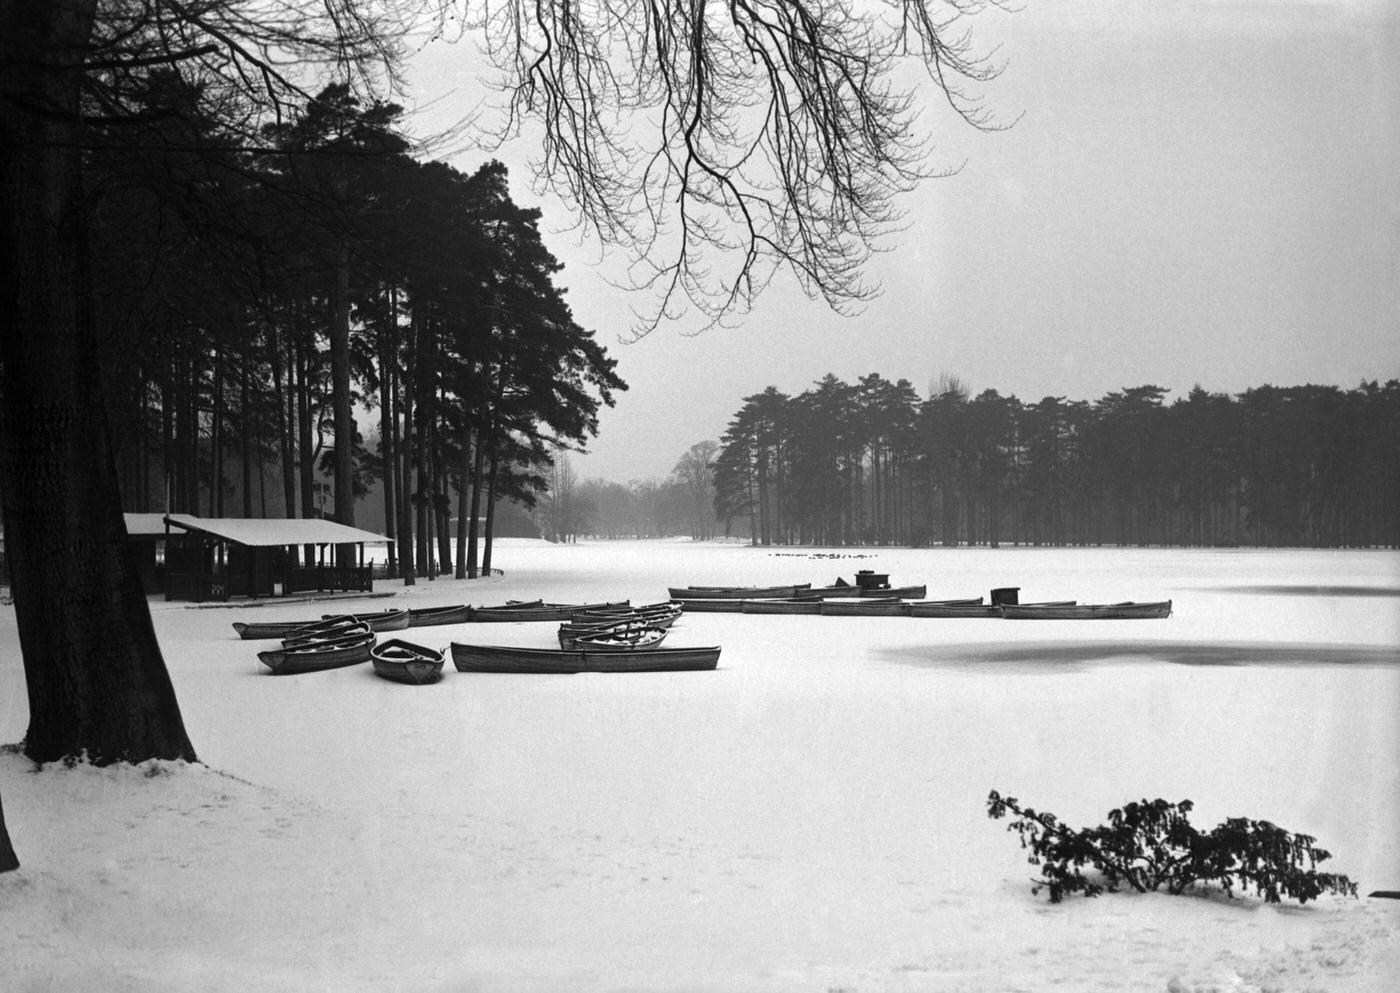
[408,0,1399,482]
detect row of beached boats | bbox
[231,599,638,640]
[248,601,720,678]
[668,577,1172,619]
[674,595,1173,619]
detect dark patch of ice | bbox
[1203,585,1400,598]
[880,641,1399,671]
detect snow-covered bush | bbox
[986,790,1358,904]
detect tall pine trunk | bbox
[397,300,416,584]
[240,358,253,517]
[481,446,499,575]
[378,289,398,575]
[330,244,354,568]
[467,422,487,578]
[0,0,196,767]
[455,424,471,579]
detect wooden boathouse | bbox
[123,514,391,602]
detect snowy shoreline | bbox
[2,542,1397,991]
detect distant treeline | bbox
[713,376,1400,548]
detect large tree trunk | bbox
[0,0,197,767]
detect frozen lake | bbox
[1,541,1397,991]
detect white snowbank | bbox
[1,543,1397,991]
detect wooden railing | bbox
[284,565,374,595]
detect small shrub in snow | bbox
[986,790,1358,904]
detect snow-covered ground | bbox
[1,541,1397,992]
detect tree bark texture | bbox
[0,789,16,872]
[0,0,197,765]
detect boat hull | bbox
[258,634,375,675]
[451,643,719,673]
[469,600,630,622]
[557,621,671,651]
[819,599,911,617]
[371,639,446,684]
[1001,601,1173,620]
[406,604,474,627]
[908,603,1002,618]
[325,609,410,632]
[908,599,1074,618]
[667,584,809,600]
[740,598,822,615]
[674,598,746,613]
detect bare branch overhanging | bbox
[466,0,1007,338]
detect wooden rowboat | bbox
[370,639,446,684]
[572,604,680,625]
[469,600,630,622]
[666,584,809,600]
[740,596,823,615]
[1001,600,1172,620]
[281,619,372,648]
[574,601,680,620]
[559,611,679,647]
[232,615,347,641]
[819,598,911,617]
[673,598,746,613]
[234,613,368,641]
[451,642,720,674]
[323,608,410,632]
[909,599,1074,618]
[406,603,474,627]
[258,631,375,675]
[559,622,671,651]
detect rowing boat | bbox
[233,613,367,641]
[908,599,1075,618]
[558,622,671,651]
[258,631,376,675]
[451,642,720,674]
[469,600,630,622]
[572,602,681,626]
[370,639,446,684]
[281,619,372,648]
[232,614,354,641]
[819,598,911,617]
[323,608,410,632]
[406,603,474,627]
[1001,601,1173,620]
[666,584,809,600]
[740,597,823,615]
[673,597,746,613]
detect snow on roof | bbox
[123,513,172,537]
[160,514,391,547]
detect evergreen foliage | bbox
[986,790,1359,905]
[712,376,1400,547]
